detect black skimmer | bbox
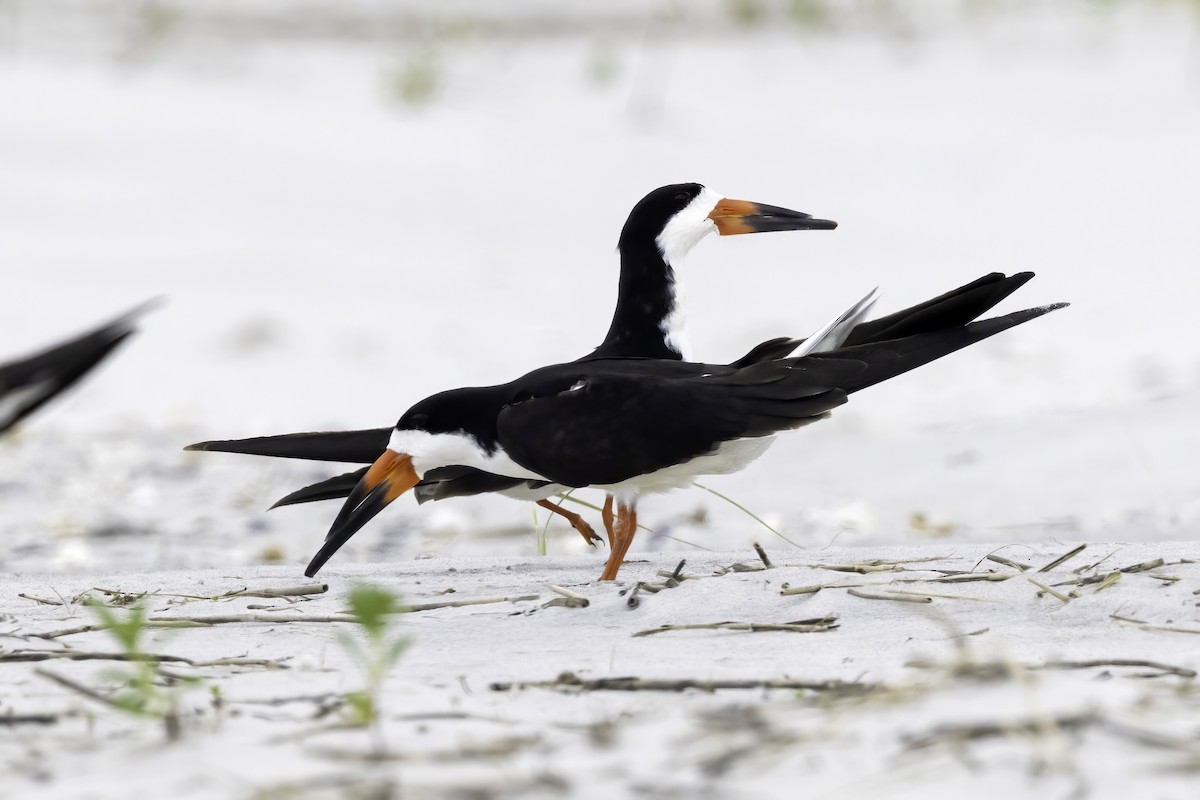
[191,271,1040,536]
[0,301,156,436]
[303,290,1066,579]
[187,183,836,542]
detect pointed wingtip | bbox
[1030,301,1070,316]
[109,296,167,336]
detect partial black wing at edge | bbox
[0,299,158,435]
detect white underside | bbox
[597,436,776,504]
[493,437,777,505]
[495,482,568,502]
[396,427,777,507]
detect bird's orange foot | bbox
[535,499,604,548]
[571,519,603,548]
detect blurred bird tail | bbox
[0,297,163,435]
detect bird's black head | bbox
[394,385,508,451]
[617,183,706,252]
[617,182,837,266]
[396,389,470,435]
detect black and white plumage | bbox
[0,301,156,436]
[187,183,836,541]
[191,270,1039,512]
[303,296,1066,579]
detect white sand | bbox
[5,544,1199,799]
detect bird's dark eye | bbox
[409,413,429,428]
[675,192,690,203]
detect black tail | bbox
[185,427,391,464]
[842,271,1034,346]
[0,299,159,435]
[814,302,1068,396]
[682,302,1067,447]
[728,271,1034,367]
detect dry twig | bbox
[1037,659,1196,679]
[1120,558,1165,574]
[222,584,329,599]
[35,667,124,709]
[1027,577,1072,603]
[904,711,1096,749]
[848,588,932,604]
[34,595,538,639]
[985,554,1031,572]
[0,712,60,726]
[1037,544,1087,572]
[490,671,874,695]
[6,650,284,668]
[632,616,838,637]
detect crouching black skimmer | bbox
[304,291,1066,580]
[190,271,1041,544]
[187,183,836,543]
[1,300,157,436]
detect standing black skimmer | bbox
[187,183,836,542]
[1,301,156,436]
[302,290,1066,579]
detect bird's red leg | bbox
[598,502,638,581]
[612,505,638,575]
[536,499,601,547]
[601,495,616,549]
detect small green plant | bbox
[532,502,547,556]
[337,585,409,749]
[88,599,195,741]
[726,0,768,26]
[789,0,832,29]
[385,51,441,107]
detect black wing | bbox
[495,301,1067,488]
[843,271,1033,346]
[496,366,854,487]
[0,299,156,435]
[716,272,1035,370]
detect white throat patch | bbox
[654,186,723,360]
[387,428,548,482]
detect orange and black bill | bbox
[304,451,420,577]
[708,198,837,235]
